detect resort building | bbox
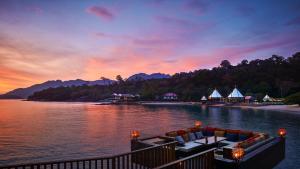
[201,96,207,103]
[112,93,139,102]
[244,95,255,104]
[263,94,274,102]
[227,87,244,102]
[208,89,223,101]
[163,93,178,100]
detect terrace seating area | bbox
[165,126,271,160]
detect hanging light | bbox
[131,130,140,139]
[194,120,202,128]
[232,148,245,161]
[278,128,287,137]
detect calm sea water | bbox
[0,100,299,168]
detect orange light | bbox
[194,120,202,128]
[232,148,245,160]
[278,128,286,137]
[131,130,140,139]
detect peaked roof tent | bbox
[263,94,273,102]
[201,96,207,101]
[209,89,222,98]
[228,88,244,98]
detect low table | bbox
[195,136,226,145]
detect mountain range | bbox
[0,73,170,99]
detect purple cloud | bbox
[26,6,43,15]
[236,5,255,17]
[184,0,208,15]
[86,6,114,21]
[286,16,300,26]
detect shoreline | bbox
[140,101,300,114]
[3,99,299,114]
[229,104,300,114]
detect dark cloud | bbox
[86,6,114,21]
[235,5,255,17]
[184,0,208,15]
[286,16,300,26]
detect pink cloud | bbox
[86,6,114,21]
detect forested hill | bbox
[28,52,300,102]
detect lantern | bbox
[194,120,202,128]
[278,128,286,137]
[232,148,245,161]
[131,130,140,139]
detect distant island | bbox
[22,52,300,104]
[1,53,299,105]
[0,73,170,99]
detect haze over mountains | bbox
[0,73,170,99]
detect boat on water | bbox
[0,121,285,169]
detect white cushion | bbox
[177,142,202,152]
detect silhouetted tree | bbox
[220,60,232,69]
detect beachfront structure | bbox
[245,95,255,103]
[112,93,139,102]
[263,94,273,102]
[208,89,223,101]
[163,93,178,100]
[0,126,286,169]
[201,96,207,104]
[227,87,244,102]
[131,125,286,169]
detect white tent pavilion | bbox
[201,96,207,101]
[263,94,273,102]
[209,89,222,99]
[228,88,244,98]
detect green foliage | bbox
[28,52,300,102]
[284,92,300,105]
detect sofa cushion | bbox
[195,131,204,139]
[177,130,186,136]
[175,136,185,145]
[226,133,238,142]
[182,133,190,142]
[215,130,225,137]
[166,131,177,137]
[203,127,215,136]
[189,133,196,141]
[188,127,201,132]
[238,133,250,141]
[177,142,202,152]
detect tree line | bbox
[28,52,300,102]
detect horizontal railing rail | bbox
[154,148,216,169]
[0,141,177,169]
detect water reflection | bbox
[0,100,299,168]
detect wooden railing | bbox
[154,148,216,169]
[0,141,177,169]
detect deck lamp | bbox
[131,130,140,139]
[194,120,202,128]
[278,128,287,137]
[232,147,245,161]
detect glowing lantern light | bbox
[131,130,140,139]
[194,120,202,128]
[278,128,286,137]
[232,148,245,161]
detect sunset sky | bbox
[0,0,300,93]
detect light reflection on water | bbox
[0,100,299,168]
